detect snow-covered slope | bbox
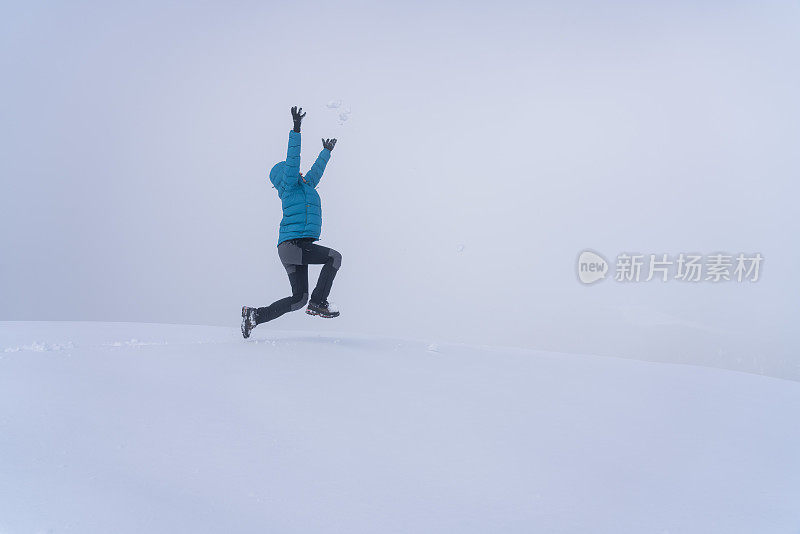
[1,322,798,533]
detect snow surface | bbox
[1,321,799,533]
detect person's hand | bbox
[291,106,306,133]
[322,138,337,151]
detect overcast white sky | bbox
[1,1,798,377]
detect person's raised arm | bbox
[305,138,336,188]
[283,106,305,185]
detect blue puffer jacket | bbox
[269,130,332,245]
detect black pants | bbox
[256,238,342,325]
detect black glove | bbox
[322,138,337,151]
[291,106,306,133]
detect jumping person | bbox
[241,106,342,339]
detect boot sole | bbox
[306,308,339,318]
[241,306,251,339]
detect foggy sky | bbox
[2,1,798,377]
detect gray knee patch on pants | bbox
[330,250,342,269]
[290,292,309,311]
